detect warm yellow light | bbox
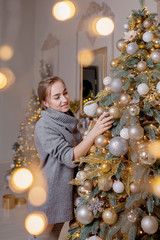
[150,176,160,198]
[0,72,7,89]
[94,17,114,36]
[52,1,75,21]
[78,49,95,67]
[148,140,160,158]
[0,44,14,61]
[9,168,33,193]
[0,68,15,91]
[28,186,47,206]
[25,212,48,235]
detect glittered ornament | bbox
[130,182,140,193]
[112,180,124,193]
[83,179,93,191]
[76,205,94,225]
[137,83,149,95]
[116,39,124,51]
[141,216,158,234]
[96,107,105,117]
[103,76,112,85]
[143,19,152,28]
[110,78,123,93]
[102,208,118,225]
[76,171,87,182]
[120,93,131,105]
[128,124,144,140]
[127,210,137,223]
[150,50,160,63]
[110,59,118,68]
[126,42,139,55]
[137,60,147,71]
[129,105,140,116]
[83,101,98,117]
[108,106,121,119]
[142,32,153,42]
[69,219,80,229]
[109,137,128,157]
[101,163,111,173]
[98,176,113,191]
[120,128,129,139]
[94,135,109,148]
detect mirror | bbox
[79,47,107,116]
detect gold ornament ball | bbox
[94,135,109,148]
[108,106,121,119]
[110,59,118,68]
[150,47,155,52]
[101,163,111,173]
[130,182,140,193]
[102,208,118,225]
[137,60,147,71]
[98,176,113,191]
[143,19,152,29]
[96,107,105,117]
[120,93,131,105]
[83,179,93,191]
[116,39,124,51]
[139,44,145,49]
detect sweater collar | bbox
[41,108,78,132]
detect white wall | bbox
[0,0,158,163]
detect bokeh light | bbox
[9,168,33,193]
[28,186,47,206]
[93,17,114,36]
[148,140,160,158]
[25,212,48,235]
[150,176,160,198]
[78,49,95,67]
[0,72,7,89]
[0,44,14,61]
[0,68,15,91]
[52,1,75,21]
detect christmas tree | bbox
[66,1,160,240]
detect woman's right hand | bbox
[89,112,114,139]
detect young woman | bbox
[28,76,113,240]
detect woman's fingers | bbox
[98,112,108,121]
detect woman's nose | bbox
[61,94,67,101]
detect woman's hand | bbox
[89,112,114,139]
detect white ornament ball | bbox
[126,42,139,55]
[86,236,102,240]
[156,81,160,93]
[112,180,124,193]
[110,78,123,93]
[141,216,158,234]
[142,32,153,43]
[150,50,160,63]
[76,205,94,225]
[120,128,129,139]
[76,171,87,182]
[83,101,98,117]
[10,163,15,169]
[123,23,129,31]
[103,76,112,85]
[137,83,149,95]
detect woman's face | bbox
[44,81,70,112]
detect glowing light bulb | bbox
[52,1,75,21]
[78,49,94,67]
[0,72,7,89]
[0,44,14,61]
[9,168,33,193]
[28,186,47,206]
[95,17,114,36]
[25,212,48,235]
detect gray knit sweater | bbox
[29,108,82,224]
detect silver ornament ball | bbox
[141,215,158,234]
[129,105,140,116]
[150,50,160,63]
[116,39,124,51]
[110,78,123,93]
[127,210,137,223]
[128,124,144,140]
[126,42,139,55]
[76,205,94,225]
[109,137,128,157]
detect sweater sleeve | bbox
[34,123,78,169]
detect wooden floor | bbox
[0,163,69,240]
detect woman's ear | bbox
[42,100,49,108]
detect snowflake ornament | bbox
[124,30,137,42]
[88,197,104,215]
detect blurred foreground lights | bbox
[0,68,15,91]
[9,168,33,193]
[78,49,94,67]
[25,212,48,235]
[150,176,160,198]
[28,186,47,206]
[0,72,7,89]
[0,44,14,61]
[52,1,75,21]
[93,17,114,36]
[148,140,160,158]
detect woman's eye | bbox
[64,91,68,95]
